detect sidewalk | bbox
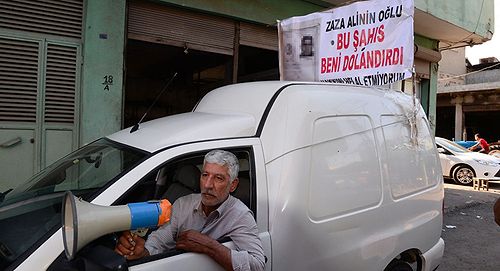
[443,182,500,214]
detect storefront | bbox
[124,1,281,126]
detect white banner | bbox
[279,0,414,86]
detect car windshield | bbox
[0,138,148,270]
[436,137,470,153]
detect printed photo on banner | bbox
[278,0,414,86]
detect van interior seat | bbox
[162,164,201,203]
[232,159,250,208]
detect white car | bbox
[1,82,444,271]
[435,137,500,185]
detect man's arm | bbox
[469,142,480,150]
[226,212,266,271]
[176,230,233,270]
[176,211,265,271]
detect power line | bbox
[438,61,500,81]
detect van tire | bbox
[452,165,475,185]
[384,260,413,271]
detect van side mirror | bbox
[436,147,446,154]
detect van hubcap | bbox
[456,168,474,184]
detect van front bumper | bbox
[422,238,445,271]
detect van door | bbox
[103,139,270,271]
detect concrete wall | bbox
[415,0,494,37]
[438,48,466,88]
[154,0,328,25]
[466,69,500,84]
[81,0,126,144]
[440,48,467,76]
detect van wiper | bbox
[0,189,13,203]
[130,72,178,133]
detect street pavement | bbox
[440,181,500,271]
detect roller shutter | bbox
[0,37,39,123]
[128,1,235,55]
[240,22,278,51]
[0,0,83,39]
[44,44,78,124]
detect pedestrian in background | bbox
[469,133,490,153]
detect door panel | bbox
[0,35,80,188]
[129,242,235,271]
[0,129,35,191]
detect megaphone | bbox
[62,191,171,260]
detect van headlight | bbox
[473,159,497,166]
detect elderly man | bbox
[115,150,265,271]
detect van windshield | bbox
[0,138,148,270]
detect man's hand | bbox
[115,230,149,260]
[176,230,233,271]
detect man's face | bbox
[475,135,479,140]
[200,162,238,208]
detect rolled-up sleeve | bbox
[229,211,265,271]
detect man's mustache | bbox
[201,191,216,197]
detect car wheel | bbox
[452,165,475,185]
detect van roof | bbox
[107,81,291,152]
[107,81,389,152]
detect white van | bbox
[1,81,444,271]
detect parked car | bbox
[1,82,444,271]
[435,137,500,185]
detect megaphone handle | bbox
[131,228,149,237]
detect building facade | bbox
[437,51,500,143]
[0,0,494,189]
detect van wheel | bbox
[452,165,475,185]
[385,260,413,271]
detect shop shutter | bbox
[240,22,278,51]
[44,44,77,124]
[128,1,235,55]
[0,37,39,122]
[0,0,83,39]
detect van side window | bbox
[116,148,255,214]
[381,116,439,198]
[308,115,382,220]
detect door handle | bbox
[0,137,22,148]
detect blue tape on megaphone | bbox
[128,202,161,229]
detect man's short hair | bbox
[475,133,481,138]
[204,150,239,181]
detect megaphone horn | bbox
[62,191,171,260]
